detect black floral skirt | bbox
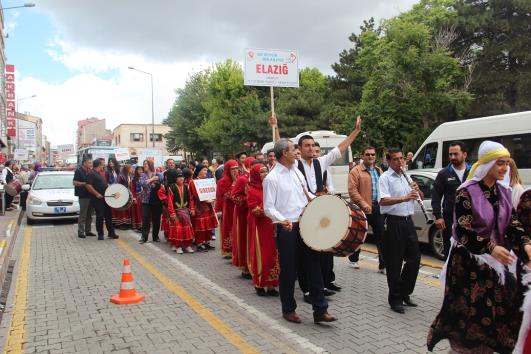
[427,245,524,353]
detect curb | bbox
[0,210,23,290]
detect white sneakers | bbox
[349,262,360,269]
[184,246,195,253]
[171,246,177,252]
[176,247,184,254]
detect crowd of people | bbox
[67,113,530,352]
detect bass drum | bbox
[5,180,22,197]
[299,194,368,256]
[104,184,132,211]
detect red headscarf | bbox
[249,163,265,190]
[244,157,256,170]
[216,160,239,212]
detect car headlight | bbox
[28,196,43,205]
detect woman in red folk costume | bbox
[231,157,255,278]
[189,164,218,252]
[158,169,194,254]
[130,166,144,231]
[216,160,239,259]
[248,163,279,297]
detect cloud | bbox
[39,0,418,72]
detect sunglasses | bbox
[364,153,376,156]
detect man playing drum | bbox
[263,116,362,324]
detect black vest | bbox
[168,184,189,208]
[297,159,327,194]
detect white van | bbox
[261,130,353,195]
[412,111,531,185]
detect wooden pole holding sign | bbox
[270,86,275,142]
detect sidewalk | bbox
[0,208,23,294]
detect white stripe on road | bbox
[141,239,328,353]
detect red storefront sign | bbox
[5,64,16,137]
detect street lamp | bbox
[128,66,155,148]
[16,94,37,149]
[2,3,35,10]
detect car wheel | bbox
[26,218,35,225]
[429,227,445,260]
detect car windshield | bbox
[32,175,74,190]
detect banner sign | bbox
[194,178,217,202]
[139,148,163,167]
[58,144,75,156]
[114,148,130,161]
[244,48,299,88]
[5,64,16,137]
[14,148,28,161]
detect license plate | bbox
[54,207,66,214]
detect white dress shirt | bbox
[325,168,334,194]
[299,147,341,194]
[264,162,310,223]
[378,169,415,216]
[1,167,13,184]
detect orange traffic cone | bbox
[110,258,145,304]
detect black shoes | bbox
[139,239,147,244]
[241,272,252,280]
[98,235,104,240]
[204,243,215,250]
[255,287,267,297]
[327,283,342,292]
[266,289,279,297]
[403,297,418,307]
[86,232,96,237]
[323,289,336,296]
[78,234,86,238]
[303,293,312,304]
[391,305,405,314]
[197,244,207,252]
[153,238,160,242]
[108,234,119,239]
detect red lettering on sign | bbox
[256,64,288,75]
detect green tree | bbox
[452,0,531,116]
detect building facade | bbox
[112,123,171,157]
[15,112,43,162]
[76,117,112,148]
[0,5,7,157]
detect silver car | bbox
[405,170,445,260]
[25,171,80,224]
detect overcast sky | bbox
[7,0,418,146]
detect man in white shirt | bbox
[264,117,362,324]
[378,148,422,314]
[1,160,16,210]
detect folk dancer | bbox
[348,146,385,273]
[139,159,163,244]
[248,163,279,297]
[216,160,239,258]
[431,141,471,259]
[378,148,421,314]
[85,159,119,240]
[189,164,218,251]
[130,166,144,231]
[73,156,95,238]
[263,139,337,324]
[231,156,255,278]
[158,169,194,254]
[428,141,531,353]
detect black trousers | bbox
[91,198,115,237]
[5,193,13,209]
[349,201,386,269]
[299,252,335,292]
[141,203,162,241]
[383,215,420,306]
[277,224,327,315]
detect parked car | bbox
[25,171,79,225]
[406,169,445,260]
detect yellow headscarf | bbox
[467,141,510,181]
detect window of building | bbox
[150,133,163,142]
[131,133,144,142]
